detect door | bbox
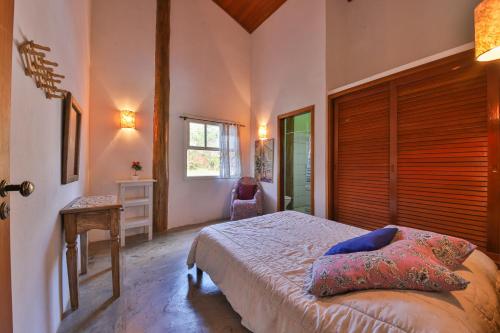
[395,60,490,250]
[333,83,391,229]
[0,0,14,332]
[278,106,314,214]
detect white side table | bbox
[116,179,156,247]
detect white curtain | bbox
[221,124,241,178]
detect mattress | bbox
[187,211,500,333]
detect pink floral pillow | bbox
[307,239,469,297]
[386,225,476,269]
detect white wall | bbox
[89,0,155,195]
[326,0,480,90]
[10,0,91,332]
[88,0,156,240]
[250,0,327,216]
[249,0,481,216]
[169,0,251,228]
[87,0,251,232]
[6,0,485,330]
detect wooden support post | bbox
[153,0,170,233]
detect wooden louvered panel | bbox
[335,84,390,230]
[329,51,500,265]
[397,69,489,249]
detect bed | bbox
[187,211,500,333]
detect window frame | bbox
[184,119,223,179]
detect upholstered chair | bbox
[230,177,263,220]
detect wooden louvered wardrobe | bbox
[327,50,500,264]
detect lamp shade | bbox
[475,0,500,62]
[120,110,136,129]
[258,125,267,140]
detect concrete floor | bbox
[57,226,250,333]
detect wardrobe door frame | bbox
[277,105,315,214]
[326,50,500,264]
[328,51,478,219]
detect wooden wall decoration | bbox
[327,50,500,265]
[153,0,170,233]
[212,0,287,33]
[18,41,66,99]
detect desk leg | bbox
[64,215,79,310]
[110,209,121,298]
[80,231,88,275]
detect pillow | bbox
[238,184,257,200]
[324,228,398,256]
[386,225,476,269]
[307,239,469,297]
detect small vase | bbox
[131,174,139,181]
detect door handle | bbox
[0,202,10,220]
[0,180,35,197]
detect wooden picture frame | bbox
[62,92,82,184]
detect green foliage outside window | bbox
[187,121,221,177]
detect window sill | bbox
[184,176,240,182]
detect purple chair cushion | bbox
[232,200,258,220]
[238,184,257,200]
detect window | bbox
[185,120,241,178]
[186,121,221,177]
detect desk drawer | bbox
[76,211,111,233]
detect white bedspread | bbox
[187,211,500,333]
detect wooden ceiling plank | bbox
[212,0,287,33]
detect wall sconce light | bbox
[120,110,136,129]
[475,0,500,62]
[258,125,268,140]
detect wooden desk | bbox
[60,195,122,310]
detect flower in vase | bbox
[131,161,143,176]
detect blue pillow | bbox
[324,227,398,256]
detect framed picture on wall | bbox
[255,139,274,183]
[61,92,82,184]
